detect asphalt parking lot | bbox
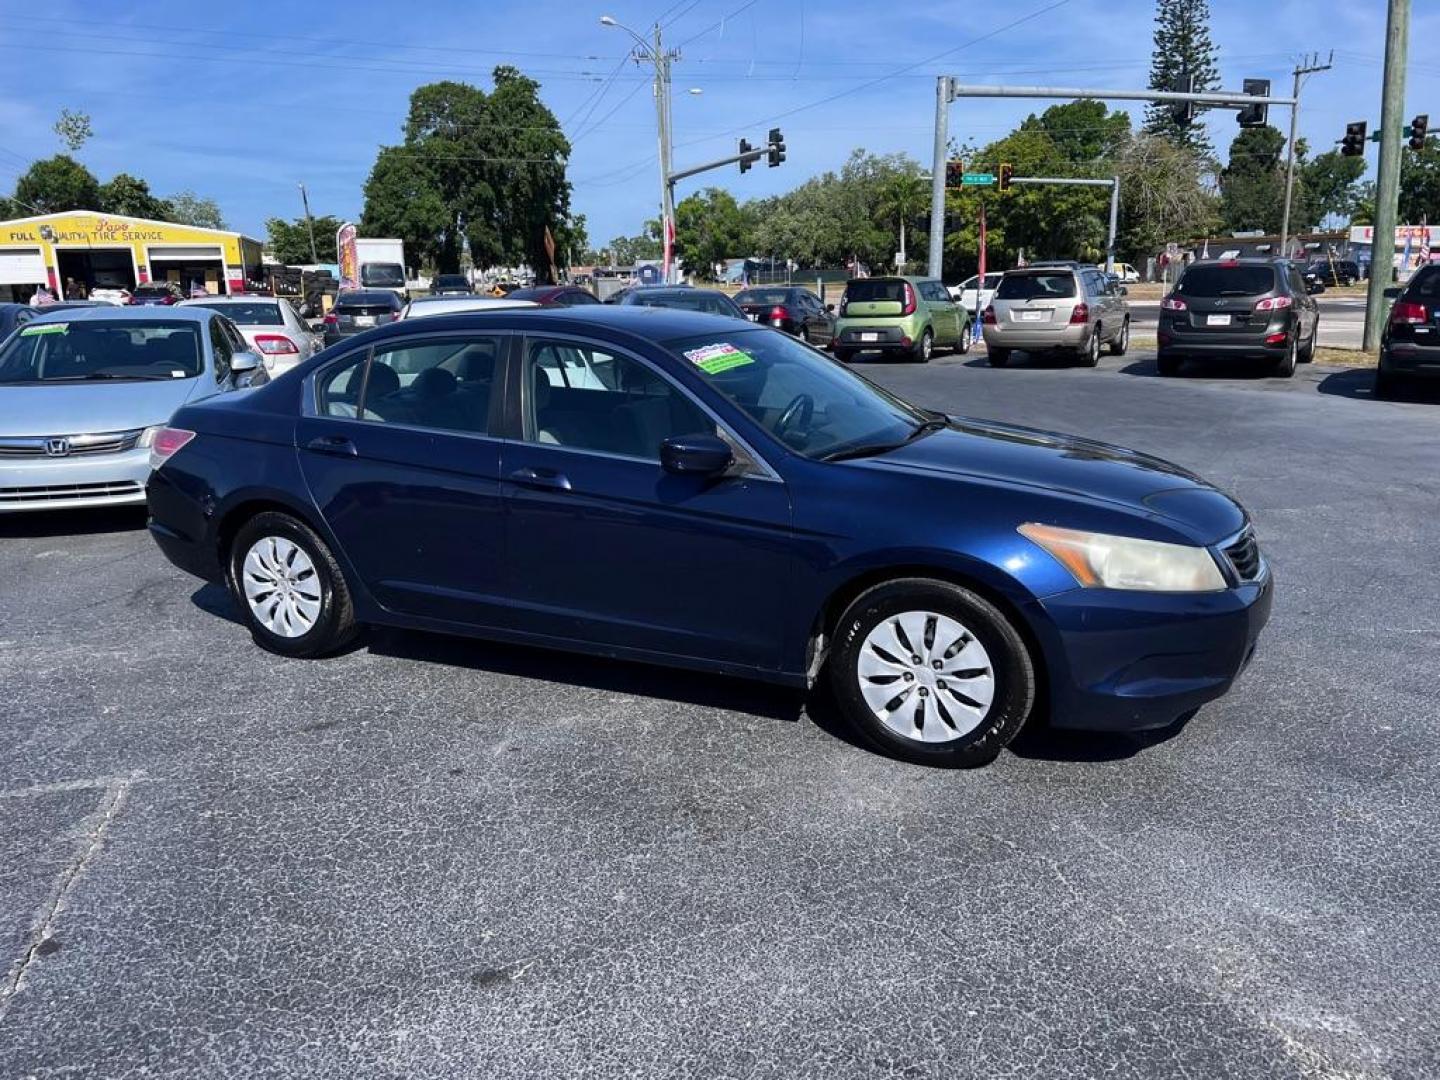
[2,347,1437,1079]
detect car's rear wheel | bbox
[1156,351,1180,376]
[1108,318,1130,356]
[1271,334,1298,378]
[228,511,359,658]
[834,347,854,363]
[1299,322,1317,362]
[988,346,1010,367]
[954,322,971,355]
[913,329,933,363]
[1078,328,1101,367]
[1375,369,1402,398]
[829,578,1037,767]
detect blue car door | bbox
[498,334,795,672]
[295,332,511,625]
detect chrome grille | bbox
[1223,528,1262,581]
[0,429,144,458]
[0,481,144,504]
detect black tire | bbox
[1108,317,1130,356]
[834,347,854,363]
[954,322,971,355]
[913,328,933,363]
[988,346,1010,368]
[828,578,1037,767]
[1299,320,1317,362]
[1077,327,1101,367]
[1271,334,1298,378]
[227,511,359,658]
[1156,351,1180,376]
[1375,369,1401,399]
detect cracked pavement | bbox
[0,351,1436,1078]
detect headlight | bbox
[1018,523,1227,592]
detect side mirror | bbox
[230,350,261,374]
[660,433,734,477]
[1384,286,1402,299]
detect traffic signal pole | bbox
[1363,0,1410,352]
[926,81,1296,279]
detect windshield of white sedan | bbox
[187,302,283,325]
[666,330,926,459]
[0,321,203,383]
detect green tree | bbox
[1143,0,1220,154]
[166,191,225,229]
[1116,133,1218,261]
[1218,125,1287,233]
[600,228,662,266]
[1299,150,1366,229]
[53,108,92,153]
[1021,100,1131,164]
[362,70,576,279]
[673,188,753,280]
[1399,136,1440,225]
[266,214,344,264]
[14,155,102,214]
[98,173,172,220]
[875,169,929,266]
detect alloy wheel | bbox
[856,611,996,743]
[241,536,322,639]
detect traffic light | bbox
[1170,70,1196,126]
[1341,121,1367,157]
[945,160,963,188]
[766,127,785,167]
[1237,78,1270,128]
[739,138,754,174]
[998,163,1014,193]
[1409,114,1430,152]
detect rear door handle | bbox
[507,466,572,492]
[305,434,358,457]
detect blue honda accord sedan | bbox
[146,306,1272,766]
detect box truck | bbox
[354,238,408,299]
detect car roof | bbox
[27,305,213,324]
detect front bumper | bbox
[1028,571,1274,732]
[982,323,1088,351]
[0,446,151,513]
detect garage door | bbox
[0,248,46,285]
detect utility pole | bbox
[602,16,680,284]
[1279,53,1333,260]
[1363,0,1410,353]
[927,76,951,279]
[297,182,319,264]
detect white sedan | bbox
[179,296,321,375]
[949,272,1003,315]
[398,295,539,320]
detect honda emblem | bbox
[45,437,71,457]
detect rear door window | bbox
[1177,265,1277,297]
[995,273,1076,300]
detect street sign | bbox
[961,172,995,186]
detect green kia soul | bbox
[833,276,970,363]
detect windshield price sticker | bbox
[20,323,68,336]
[683,342,754,375]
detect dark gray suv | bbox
[1157,259,1320,378]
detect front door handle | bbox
[306,434,358,457]
[507,466,572,492]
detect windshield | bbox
[665,330,926,459]
[995,273,1076,300]
[1177,265,1276,297]
[734,289,790,306]
[844,279,906,303]
[187,302,283,325]
[360,263,405,287]
[336,292,397,310]
[433,275,469,289]
[0,320,203,383]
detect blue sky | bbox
[0,0,1434,249]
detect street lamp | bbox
[600,14,679,283]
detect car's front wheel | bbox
[954,322,971,354]
[228,511,359,658]
[828,578,1037,767]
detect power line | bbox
[678,0,764,49]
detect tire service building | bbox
[0,211,264,302]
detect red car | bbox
[504,285,601,307]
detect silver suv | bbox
[982,265,1130,367]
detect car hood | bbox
[0,377,204,436]
[867,416,1245,544]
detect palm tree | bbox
[876,171,930,268]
